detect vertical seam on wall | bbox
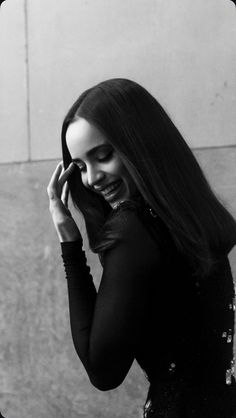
[24,0,31,161]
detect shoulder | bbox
[100,203,163,274]
[108,201,148,234]
[111,203,143,233]
[105,201,164,257]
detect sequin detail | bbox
[143,399,153,418]
[233,296,236,311]
[226,357,235,385]
[169,362,176,372]
[225,287,236,385]
[149,207,157,218]
[227,329,233,344]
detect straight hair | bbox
[61,78,236,277]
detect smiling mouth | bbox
[100,180,123,199]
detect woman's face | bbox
[66,118,137,208]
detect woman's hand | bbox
[47,161,82,242]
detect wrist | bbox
[53,216,81,243]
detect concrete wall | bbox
[0,1,28,162]
[1,1,236,417]
[0,0,236,164]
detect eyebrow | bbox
[71,144,110,163]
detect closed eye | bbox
[96,149,113,162]
[72,146,114,171]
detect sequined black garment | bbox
[61,203,236,417]
[143,376,236,417]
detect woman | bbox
[47,78,236,417]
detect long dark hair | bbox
[61,78,236,276]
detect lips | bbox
[101,180,122,196]
[95,180,122,199]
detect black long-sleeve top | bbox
[61,204,236,417]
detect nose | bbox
[86,164,105,188]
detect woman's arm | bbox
[62,209,160,391]
[47,164,160,390]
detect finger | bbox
[48,161,63,190]
[61,181,70,208]
[58,162,75,188]
[47,162,64,199]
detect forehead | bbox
[66,118,107,158]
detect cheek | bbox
[103,158,123,176]
[110,156,127,176]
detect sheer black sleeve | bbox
[61,208,161,391]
